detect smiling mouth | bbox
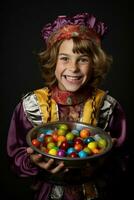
[63,75,82,81]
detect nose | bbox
[68,60,79,72]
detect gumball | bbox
[58,123,68,131]
[57,149,66,157]
[92,148,100,154]
[74,143,83,152]
[80,128,90,139]
[52,146,59,151]
[40,133,45,138]
[57,135,66,142]
[78,150,88,158]
[52,131,58,142]
[44,135,53,144]
[57,136,66,146]
[40,146,46,152]
[37,136,44,143]
[74,137,84,145]
[83,147,92,155]
[32,139,41,147]
[69,152,78,158]
[71,129,80,137]
[57,129,66,136]
[48,148,57,156]
[66,132,74,141]
[84,137,95,144]
[45,129,53,135]
[66,147,76,155]
[97,138,107,148]
[60,141,69,150]
[88,141,97,150]
[45,148,49,153]
[47,142,56,150]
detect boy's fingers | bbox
[30,153,42,164]
[27,147,34,154]
[112,138,117,145]
[42,159,54,170]
[50,162,64,174]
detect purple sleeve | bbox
[108,101,127,147]
[7,101,39,177]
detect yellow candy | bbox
[57,129,66,136]
[88,141,97,150]
[47,142,55,150]
[97,138,107,148]
[48,148,57,155]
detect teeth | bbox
[63,75,81,80]
[67,77,78,80]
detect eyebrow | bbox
[58,53,89,57]
[58,53,69,56]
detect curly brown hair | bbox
[38,38,112,88]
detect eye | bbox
[78,57,90,64]
[59,56,69,62]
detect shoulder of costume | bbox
[98,90,118,129]
[96,89,118,110]
[21,87,50,100]
[103,90,117,107]
[21,87,51,126]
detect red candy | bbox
[32,139,41,147]
[70,152,78,158]
[44,135,53,144]
[60,141,69,150]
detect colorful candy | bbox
[31,123,107,158]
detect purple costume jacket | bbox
[7,87,126,200]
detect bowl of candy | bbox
[26,121,113,170]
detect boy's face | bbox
[55,39,92,92]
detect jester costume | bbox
[7,85,126,200]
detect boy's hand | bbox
[107,132,117,146]
[27,147,67,174]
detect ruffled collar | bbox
[51,85,93,105]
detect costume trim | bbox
[81,89,106,126]
[34,88,59,122]
[50,185,64,200]
[34,88,50,123]
[98,94,117,130]
[50,99,59,122]
[22,92,43,126]
[22,88,116,130]
[22,88,59,126]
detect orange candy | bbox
[74,143,83,152]
[80,128,90,139]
